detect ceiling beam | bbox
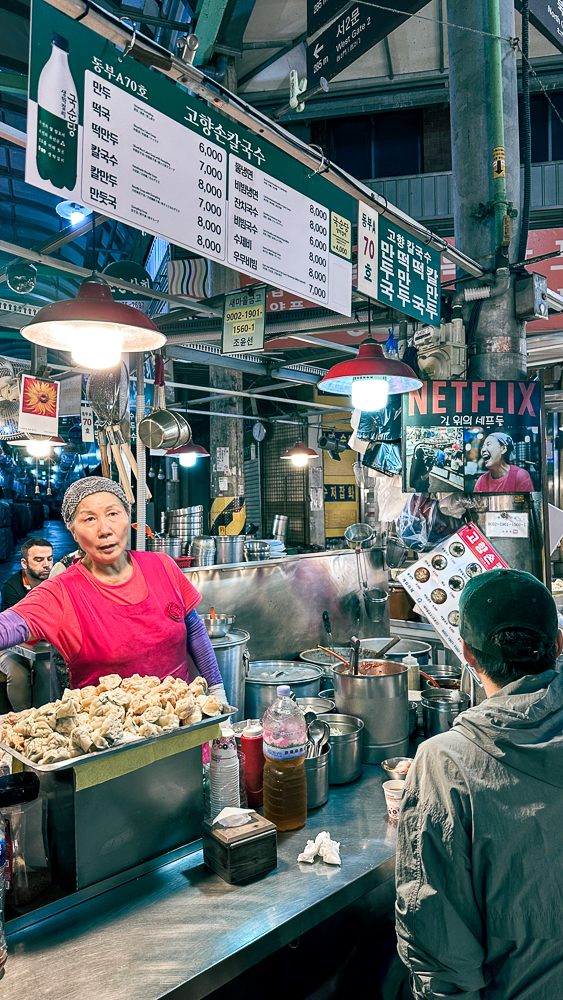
[0,239,221,315]
[0,122,26,148]
[193,0,232,65]
[238,33,307,89]
[0,72,27,96]
[0,215,108,284]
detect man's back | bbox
[396,669,563,1000]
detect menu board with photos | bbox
[399,523,509,663]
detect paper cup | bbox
[383,779,405,822]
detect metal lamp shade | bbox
[20,277,166,353]
[317,338,422,396]
[280,441,318,460]
[167,444,210,457]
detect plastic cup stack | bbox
[210,729,240,819]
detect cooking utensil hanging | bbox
[109,362,152,501]
[86,365,134,504]
[138,355,191,451]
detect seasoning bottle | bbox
[262,686,307,831]
[403,651,420,691]
[36,33,79,190]
[241,722,264,807]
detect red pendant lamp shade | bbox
[318,338,422,396]
[280,441,318,461]
[21,277,166,353]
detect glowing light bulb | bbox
[26,440,52,458]
[291,453,310,467]
[70,210,85,225]
[179,452,197,467]
[351,377,389,412]
[70,326,123,370]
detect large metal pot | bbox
[245,661,324,720]
[147,537,183,558]
[360,638,432,665]
[332,660,409,764]
[422,689,470,737]
[210,628,250,724]
[215,535,246,564]
[139,384,192,450]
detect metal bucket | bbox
[359,638,432,666]
[318,713,363,784]
[210,628,250,724]
[304,744,330,809]
[271,514,288,542]
[245,661,324,720]
[147,537,184,558]
[422,689,470,738]
[215,535,246,564]
[332,661,409,764]
[363,588,388,623]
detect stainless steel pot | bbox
[139,386,192,450]
[271,514,288,541]
[422,689,470,737]
[147,537,184,558]
[202,614,236,638]
[215,535,246,564]
[245,661,324,720]
[318,713,363,784]
[332,660,409,764]
[210,628,250,724]
[359,638,433,666]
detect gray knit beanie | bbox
[61,476,131,527]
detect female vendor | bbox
[0,477,228,704]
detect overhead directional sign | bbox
[307,0,350,37]
[307,0,433,87]
[515,0,563,54]
[26,0,354,318]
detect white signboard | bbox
[485,511,529,538]
[217,447,230,473]
[226,156,352,314]
[81,404,95,442]
[357,201,379,298]
[81,73,227,263]
[59,374,83,417]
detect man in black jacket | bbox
[0,537,52,709]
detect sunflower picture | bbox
[21,377,58,417]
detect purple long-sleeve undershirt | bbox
[185,609,222,687]
[0,609,31,649]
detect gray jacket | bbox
[395,669,563,1000]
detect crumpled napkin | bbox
[298,830,341,866]
[212,807,255,827]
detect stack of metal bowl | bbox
[244,540,270,561]
[147,537,184,559]
[167,506,204,551]
[188,536,216,566]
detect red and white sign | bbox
[400,522,508,663]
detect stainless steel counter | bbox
[186,548,389,660]
[4,768,396,1000]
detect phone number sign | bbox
[222,287,265,355]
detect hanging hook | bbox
[307,144,329,179]
[118,27,137,62]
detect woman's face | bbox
[71,492,129,566]
[481,435,506,469]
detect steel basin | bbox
[332,660,409,764]
[245,661,323,720]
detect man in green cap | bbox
[395,568,563,1000]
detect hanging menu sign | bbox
[222,286,265,355]
[357,203,441,327]
[26,0,354,317]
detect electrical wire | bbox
[358,2,514,42]
[517,44,563,136]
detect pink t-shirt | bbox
[14,553,201,662]
[474,464,534,493]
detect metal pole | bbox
[136,353,146,551]
[488,0,508,250]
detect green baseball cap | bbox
[459,568,558,659]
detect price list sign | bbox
[357,202,441,326]
[26,0,355,318]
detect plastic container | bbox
[0,772,50,906]
[209,729,240,820]
[383,779,405,822]
[262,685,307,831]
[241,722,264,808]
[403,651,420,691]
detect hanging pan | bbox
[138,355,191,451]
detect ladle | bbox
[317,644,349,665]
[420,670,440,688]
